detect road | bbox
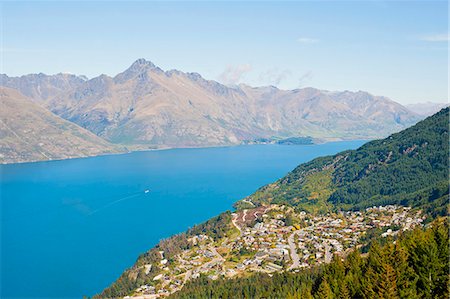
[242,209,248,222]
[287,230,301,270]
[231,209,248,234]
[183,269,192,283]
[231,213,242,234]
[241,199,255,207]
[324,242,332,263]
[198,246,225,274]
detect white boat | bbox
[144,189,150,194]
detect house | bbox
[144,264,152,275]
[265,262,283,271]
[255,251,268,260]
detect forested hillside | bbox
[238,108,449,216]
[170,218,449,299]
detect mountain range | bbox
[1,59,426,163]
[406,102,449,116]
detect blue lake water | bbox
[0,141,366,298]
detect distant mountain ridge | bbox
[0,87,122,164]
[1,59,424,162]
[406,101,449,116]
[0,72,87,102]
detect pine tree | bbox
[316,278,333,299]
[345,251,363,297]
[392,241,418,298]
[377,264,399,299]
[300,287,314,299]
[363,267,380,298]
[407,229,440,298]
[338,282,351,299]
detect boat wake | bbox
[88,190,150,216]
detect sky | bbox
[1,1,448,104]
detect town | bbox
[125,204,425,299]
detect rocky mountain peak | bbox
[131,58,156,69]
[186,72,203,81]
[125,58,157,74]
[114,59,158,83]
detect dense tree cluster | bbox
[276,136,314,145]
[170,218,449,299]
[188,211,234,241]
[329,108,448,210]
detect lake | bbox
[0,141,366,298]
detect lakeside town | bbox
[125,204,425,299]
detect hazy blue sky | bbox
[2,1,448,104]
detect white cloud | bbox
[298,71,313,88]
[297,37,319,44]
[259,68,292,86]
[419,34,449,42]
[218,64,252,85]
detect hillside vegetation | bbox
[237,108,449,216]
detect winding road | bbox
[288,230,301,270]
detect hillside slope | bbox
[0,87,122,163]
[237,108,449,215]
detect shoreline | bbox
[0,138,370,166]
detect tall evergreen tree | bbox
[377,264,399,299]
[316,278,333,299]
